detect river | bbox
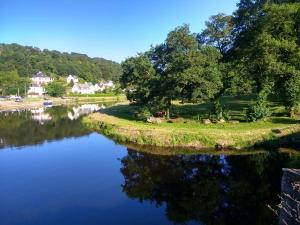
[0,104,299,225]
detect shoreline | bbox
[0,95,126,111]
[83,107,300,151]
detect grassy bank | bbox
[83,97,300,150]
[0,95,126,111]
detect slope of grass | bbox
[83,96,300,150]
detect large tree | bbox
[198,13,234,56]
[234,3,300,115]
[153,25,223,117]
[120,54,158,105]
[120,25,223,118]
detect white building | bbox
[66,75,79,84]
[31,71,53,85]
[27,84,45,96]
[72,83,95,95]
[93,84,101,92]
[98,80,114,92]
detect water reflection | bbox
[120,149,300,225]
[0,103,108,148]
[31,108,52,124]
[68,104,105,120]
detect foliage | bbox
[0,70,30,96]
[231,2,300,116]
[211,99,231,121]
[246,102,271,122]
[198,13,234,55]
[120,54,158,105]
[45,81,66,97]
[0,43,122,82]
[135,107,152,121]
[121,25,223,116]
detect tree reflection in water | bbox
[120,149,298,225]
[0,106,92,148]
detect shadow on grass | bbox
[270,118,300,124]
[99,95,298,124]
[256,131,300,150]
[101,104,138,121]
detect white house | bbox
[93,84,101,92]
[66,75,79,84]
[27,84,45,96]
[98,80,115,92]
[72,83,95,95]
[31,71,53,85]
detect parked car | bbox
[15,97,23,102]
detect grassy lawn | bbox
[83,96,300,150]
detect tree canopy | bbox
[120,0,300,120]
[0,43,122,83]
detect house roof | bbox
[68,74,78,79]
[73,83,94,90]
[31,71,50,78]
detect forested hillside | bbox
[0,43,122,82]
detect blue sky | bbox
[1,0,239,62]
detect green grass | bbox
[82,96,300,151]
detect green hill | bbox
[0,43,122,82]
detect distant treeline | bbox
[0,43,122,82]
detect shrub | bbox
[136,107,152,121]
[45,81,66,97]
[210,100,231,121]
[246,102,271,122]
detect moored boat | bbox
[43,99,53,107]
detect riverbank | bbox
[0,95,126,111]
[83,103,300,150]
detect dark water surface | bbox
[0,105,299,225]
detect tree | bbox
[120,54,158,105]
[245,3,299,116]
[45,81,66,97]
[0,70,30,96]
[120,25,223,118]
[198,13,234,56]
[153,25,223,117]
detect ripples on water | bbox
[0,105,299,225]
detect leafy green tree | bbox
[153,25,223,117]
[121,54,158,105]
[240,3,299,117]
[198,13,234,55]
[45,81,66,97]
[0,70,30,96]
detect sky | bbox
[0,0,239,62]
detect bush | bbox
[210,100,231,121]
[45,81,66,97]
[246,102,271,122]
[136,107,152,121]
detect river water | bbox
[0,104,299,225]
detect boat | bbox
[43,99,53,107]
